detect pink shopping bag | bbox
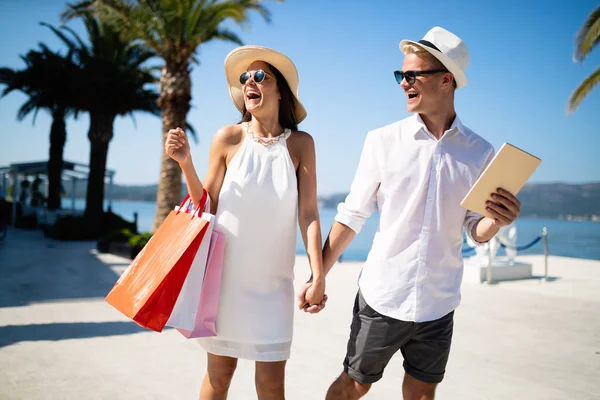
[176,228,226,338]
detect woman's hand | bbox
[305,277,325,306]
[165,127,191,165]
[298,278,327,314]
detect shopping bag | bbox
[105,193,209,332]
[165,206,214,330]
[176,228,226,338]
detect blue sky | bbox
[1,0,599,195]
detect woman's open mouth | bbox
[246,89,261,103]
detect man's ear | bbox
[441,72,455,89]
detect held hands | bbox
[165,127,191,165]
[485,188,521,226]
[297,278,328,314]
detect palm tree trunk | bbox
[47,109,67,210]
[84,113,115,226]
[152,64,191,232]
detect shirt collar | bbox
[409,113,466,138]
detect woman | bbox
[165,46,325,399]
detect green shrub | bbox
[128,232,153,248]
[106,228,135,242]
[45,211,137,241]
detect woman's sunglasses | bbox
[239,69,273,85]
[394,69,448,85]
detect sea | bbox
[64,199,600,261]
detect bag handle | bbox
[175,189,209,218]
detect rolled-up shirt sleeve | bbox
[334,132,381,234]
[463,146,496,245]
[464,210,486,245]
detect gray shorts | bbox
[343,290,454,384]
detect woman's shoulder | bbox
[212,124,246,146]
[288,130,314,148]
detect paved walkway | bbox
[0,228,599,399]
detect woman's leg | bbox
[199,353,238,400]
[255,360,287,400]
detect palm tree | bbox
[569,5,600,114]
[0,46,79,210]
[44,17,160,224]
[63,0,278,231]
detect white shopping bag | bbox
[166,194,214,330]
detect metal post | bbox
[486,241,493,284]
[107,174,114,212]
[12,173,19,227]
[71,178,77,212]
[542,227,548,282]
[1,173,7,198]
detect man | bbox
[307,27,522,399]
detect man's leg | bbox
[326,372,370,400]
[402,373,437,400]
[400,310,455,400]
[326,290,411,400]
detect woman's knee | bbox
[206,355,238,391]
[255,361,286,397]
[255,378,285,397]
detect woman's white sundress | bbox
[197,122,298,362]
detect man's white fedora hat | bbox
[224,45,307,124]
[400,26,470,89]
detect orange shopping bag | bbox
[105,193,209,332]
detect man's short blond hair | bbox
[401,43,446,70]
[401,43,455,88]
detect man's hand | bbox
[471,188,522,243]
[485,188,521,226]
[297,280,328,314]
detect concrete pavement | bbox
[0,228,599,399]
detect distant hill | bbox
[318,183,600,219]
[64,182,186,202]
[65,182,600,219]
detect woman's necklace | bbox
[246,121,286,147]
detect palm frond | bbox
[211,28,243,45]
[568,66,600,113]
[574,5,600,62]
[40,22,81,55]
[65,0,164,56]
[17,98,39,122]
[99,0,165,55]
[61,0,96,21]
[0,67,17,96]
[234,0,273,23]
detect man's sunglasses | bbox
[394,69,448,85]
[239,69,273,85]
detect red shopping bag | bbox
[105,193,209,332]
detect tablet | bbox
[460,143,541,218]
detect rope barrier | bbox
[461,234,543,254]
[496,235,543,251]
